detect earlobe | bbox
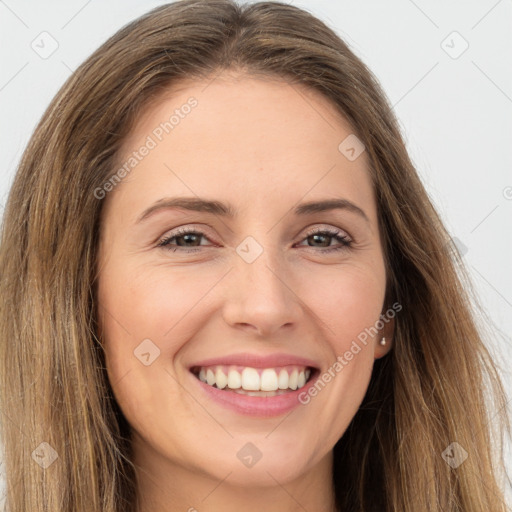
[374,316,395,359]
[375,336,393,359]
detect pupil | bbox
[312,234,328,247]
[179,234,199,247]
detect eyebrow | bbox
[136,197,370,224]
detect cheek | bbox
[96,259,222,415]
[299,261,386,344]
[295,263,384,419]
[96,263,198,440]
[97,259,210,349]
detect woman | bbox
[0,1,509,510]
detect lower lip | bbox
[190,371,318,417]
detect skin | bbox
[96,70,394,512]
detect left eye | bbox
[158,228,212,252]
[157,227,353,254]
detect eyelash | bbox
[157,226,353,254]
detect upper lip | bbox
[189,352,320,370]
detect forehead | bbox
[107,72,377,225]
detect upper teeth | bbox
[196,365,311,392]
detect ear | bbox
[374,315,395,359]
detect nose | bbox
[222,243,303,338]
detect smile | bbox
[191,365,313,396]
[187,353,321,416]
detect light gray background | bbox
[1,0,511,506]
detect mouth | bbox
[190,364,317,397]
[187,353,321,417]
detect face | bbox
[96,71,393,495]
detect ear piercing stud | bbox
[379,337,387,346]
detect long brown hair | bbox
[0,1,510,510]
